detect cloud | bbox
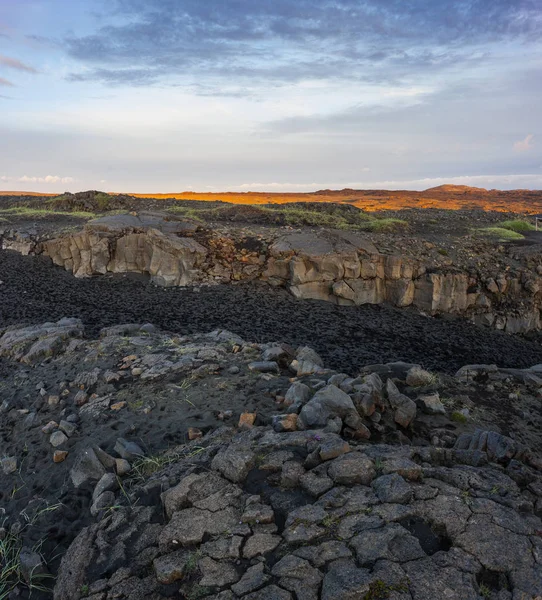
[0,77,14,87]
[514,134,535,153]
[1,175,75,184]
[0,55,38,73]
[63,0,542,87]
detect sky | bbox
[0,0,541,193]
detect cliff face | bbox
[6,212,542,334]
[262,231,542,334]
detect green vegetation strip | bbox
[0,207,96,220]
[476,227,525,241]
[168,204,409,232]
[497,219,535,232]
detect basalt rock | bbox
[7,216,542,333]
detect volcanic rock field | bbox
[0,192,542,600]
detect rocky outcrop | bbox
[54,424,542,600]
[6,213,542,333]
[1,318,542,598]
[262,231,542,333]
[42,213,208,286]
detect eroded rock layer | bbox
[6,212,542,333]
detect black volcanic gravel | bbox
[1,250,542,373]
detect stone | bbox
[48,395,60,406]
[70,447,107,487]
[19,548,48,584]
[153,549,190,584]
[321,559,371,600]
[243,533,281,558]
[231,563,270,596]
[344,424,371,440]
[243,585,292,600]
[298,385,361,430]
[241,503,275,525]
[188,427,203,440]
[372,473,413,504]
[281,460,306,488]
[50,431,68,447]
[93,473,119,501]
[284,382,311,413]
[387,379,417,428]
[74,390,89,406]
[271,554,322,600]
[53,450,68,463]
[300,470,334,497]
[90,491,116,517]
[211,444,255,483]
[319,437,350,461]
[59,419,77,437]
[1,456,17,474]
[114,438,145,460]
[402,557,479,600]
[406,366,435,387]
[272,413,298,432]
[328,453,376,485]
[42,421,58,434]
[296,346,324,366]
[248,361,280,373]
[160,506,240,548]
[417,393,446,415]
[238,412,257,429]
[295,540,352,567]
[201,536,243,560]
[290,359,327,377]
[198,556,239,587]
[455,518,532,572]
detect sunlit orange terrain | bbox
[130,185,542,214]
[4,185,542,213]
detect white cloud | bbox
[18,175,75,184]
[1,175,75,185]
[513,134,534,152]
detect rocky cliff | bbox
[5,211,542,334]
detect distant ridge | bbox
[424,184,489,193]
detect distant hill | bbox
[424,184,489,194]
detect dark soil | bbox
[1,250,542,374]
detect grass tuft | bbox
[497,219,535,233]
[0,207,96,220]
[476,227,525,241]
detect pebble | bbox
[115,458,131,476]
[1,456,17,475]
[42,421,58,434]
[50,431,68,447]
[53,450,68,463]
[110,401,127,411]
[59,420,77,437]
[188,427,203,440]
[238,412,257,429]
[48,395,60,406]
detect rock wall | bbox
[42,214,208,287]
[7,213,542,334]
[262,232,542,334]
